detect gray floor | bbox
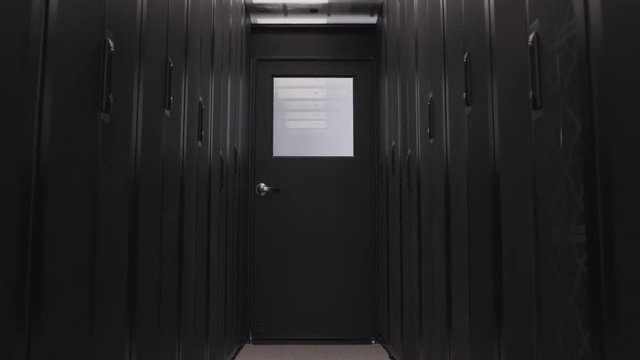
[234,344,389,360]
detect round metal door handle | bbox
[256,182,279,197]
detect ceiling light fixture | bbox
[254,17,330,24]
[251,0,329,4]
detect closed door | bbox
[252,60,375,341]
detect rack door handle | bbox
[164,57,174,111]
[463,51,472,107]
[528,31,543,110]
[390,142,397,175]
[100,37,115,113]
[219,153,225,189]
[427,93,434,140]
[197,98,204,142]
[234,145,239,175]
[406,149,412,189]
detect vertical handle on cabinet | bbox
[463,52,472,107]
[406,149,412,189]
[234,145,239,175]
[427,93,434,140]
[100,37,115,114]
[197,98,204,142]
[219,152,225,189]
[528,31,543,110]
[165,57,174,111]
[390,142,396,175]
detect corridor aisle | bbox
[235,344,389,360]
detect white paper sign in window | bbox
[273,77,354,157]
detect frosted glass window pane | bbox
[273,77,354,157]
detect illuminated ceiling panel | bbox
[245,0,382,25]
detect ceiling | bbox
[245,0,383,25]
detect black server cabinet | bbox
[225,1,240,350]
[442,0,470,359]
[219,0,233,354]
[209,0,226,357]
[385,0,404,358]
[460,1,500,360]
[229,0,245,350]
[415,0,436,358]
[181,0,203,357]
[132,0,171,359]
[0,1,46,358]
[524,0,596,359]
[206,0,224,358]
[193,0,215,358]
[2,1,249,359]
[399,0,421,358]
[235,10,249,348]
[489,0,540,359]
[490,0,599,359]
[29,1,107,359]
[92,0,143,360]
[420,0,449,359]
[159,1,189,360]
[215,0,230,353]
[237,10,251,345]
[590,1,640,359]
[376,13,391,346]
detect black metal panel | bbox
[233,0,251,349]
[91,1,142,360]
[225,0,240,349]
[0,0,46,358]
[250,27,378,59]
[215,0,230,353]
[222,0,238,354]
[462,0,500,360]
[385,1,403,357]
[488,1,538,359]
[208,0,227,358]
[525,0,597,359]
[28,1,106,359]
[181,0,203,358]
[132,1,171,360]
[420,1,450,359]
[193,0,215,358]
[237,5,251,348]
[442,1,470,359]
[158,2,189,360]
[375,16,390,346]
[399,0,421,358]
[587,1,640,359]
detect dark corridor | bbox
[2,1,639,360]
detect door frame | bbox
[247,56,379,343]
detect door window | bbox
[273,77,354,157]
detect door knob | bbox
[256,182,280,197]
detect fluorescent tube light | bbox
[252,0,329,4]
[254,17,329,24]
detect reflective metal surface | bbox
[256,182,280,196]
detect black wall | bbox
[376,0,638,359]
[251,26,377,59]
[1,0,250,360]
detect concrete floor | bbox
[234,344,390,360]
